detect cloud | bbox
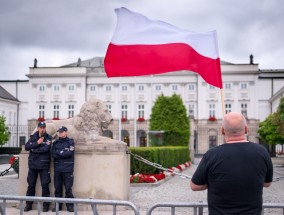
[0,0,284,80]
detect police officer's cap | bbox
[57,126,68,132]
[38,121,46,127]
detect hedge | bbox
[129,146,190,174]
[0,147,22,155]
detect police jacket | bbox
[52,137,75,172]
[25,131,52,169]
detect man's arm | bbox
[190,180,208,191]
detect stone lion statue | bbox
[38,98,125,145]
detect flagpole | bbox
[213,31,224,118]
[119,83,122,142]
[134,79,137,147]
[220,89,225,117]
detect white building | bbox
[0,85,20,146]
[1,56,283,154]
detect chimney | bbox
[249,54,253,64]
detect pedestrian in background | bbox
[24,121,52,212]
[52,126,75,212]
[190,112,273,215]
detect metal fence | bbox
[1,195,284,215]
[146,202,284,215]
[0,195,140,215]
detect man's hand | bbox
[37,137,44,144]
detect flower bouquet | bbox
[9,155,19,174]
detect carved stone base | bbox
[19,142,130,209]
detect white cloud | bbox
[0,0,284,80]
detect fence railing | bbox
[1,195,284,215]
[146,202,284,215]
[0,195,140,215]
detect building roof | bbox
[269,86,284,103]
[62,57,236,68]
[259,69,284,78]
[62,57,104,68]
[0,85,19,102]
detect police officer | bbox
[52,126,75,212]
[24,121,52,212]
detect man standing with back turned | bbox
[190,112,273,215]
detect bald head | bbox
[222,112,247,137]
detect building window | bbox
[188,104,195,117]
[209,104,215,117]
[172,84,178,91]
[138,104,145,119]
[224,83,232,89]
[53,85,60,91]
[209,136,217,148]
[38,85,45,92]
[106,104,112,114]
[138,85,144,91]
[106,85,112,91]
[241,103,248,117]
[121,104,128,119]
[122,85,128,91]
[240,82,248,89]
[155,85,161,91]
[67,84,76,91]
[68,104,75,118]
[39,105,45,118]
[53,105,60,119]
[188,84,195,91]
[9,112,12,125]
[225,103,232,114]
[14,112,16,125]
[89,85,96,91]
[209,85,215,90]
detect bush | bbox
[129,146,190,174]
[0,147,22,155]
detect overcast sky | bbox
[1,0,284,80]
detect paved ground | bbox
[1,160,284,214]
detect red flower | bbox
[176,165,183,172]
[137,117,145,122]
[38,117,45,122]
[121,117,127,122]
[208,116,216,121]
[9,156,17,165]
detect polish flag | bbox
[104,7,223,89]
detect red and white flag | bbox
[104,7,223,89]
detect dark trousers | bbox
[54,171,74,208]
[26,168,50,208]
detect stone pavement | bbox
[1,162,284,214]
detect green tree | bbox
[0,116,10,146]
[258,97,284,145]
[258,113,284,145]
[149,94,190,146]
[275,97,284,136]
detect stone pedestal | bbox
[19,143,130,205]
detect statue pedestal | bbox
[19,143,130,209]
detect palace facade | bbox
[1,56,284,154]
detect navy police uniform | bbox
[24,121,51,211]
[52,126,75,212]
